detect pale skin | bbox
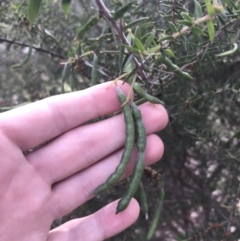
[0,81,168,241]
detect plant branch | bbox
[95,0,149,85]
[172,15,211,39]
[191,17,240,62]
[0,38,65,59]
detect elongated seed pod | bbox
[116,101,146,213]
[147,183,165,240]
[215,43,238,57]
[158,55,193,80]
[93,85,135,195]
[134,98,146,106]
[133,83,164,105]
[131,101,146,152]
[140,182,149,220]
[116,152,145,213]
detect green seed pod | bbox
[159,55,193,80]
[116,152,145,213]
[140,182,149,220]
[215,43,238,57]
[116,101,146,213]
[133,83,165,105]
[134,98,146,106]
[93,85,135,195]
[147,182,165,240]
[131,101,146,152]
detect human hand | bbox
[0,82,168,241]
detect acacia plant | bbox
[0,0,240,240]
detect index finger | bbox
[0,81,132,151]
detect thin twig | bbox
[0,38,65,59]
[172,15,211,39]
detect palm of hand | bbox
[0,82,168,241]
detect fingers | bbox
[50,134,163,219]
[0,82,131,151]
[47,199,140,241]
[0,132,25,190]
[27,103,168,185]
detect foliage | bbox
[1,0,240,240]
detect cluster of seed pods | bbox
[94,83,161,205]
[94,84,146,213]
[93,83,164,239]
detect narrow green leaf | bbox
[76,41,82,55]
[126,32,132,46]
[122,54,134,73]
[181,12,192,22]
[204,0,215,17]
[143,45,160,55]
[159,35,174,42]
[178,20,193,27]
[224,0,238,10]
[134,37,145,52]
[192,26,205,35]
[62,0,71,16]
[112,0,123,7]
[207,20,215,42]
[134,26,141,39]
[113,1,136,20]
[217,15,228,37]
[144,32,155,49]
[61,63,68,93]
[91,54,98,86]
[122,44,141,54]
[179,35,188,51]
[164,48,176,58]
[70,68,75,91]
[77,14,100,39]
[124,17,149,29]
[230,0,238,10]
[28,0,42,25]
[194,0,203,19]
[119,45,125,72]
[217,15,226,25]
[168,22,178,33]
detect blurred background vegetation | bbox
[1,0,240,240]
